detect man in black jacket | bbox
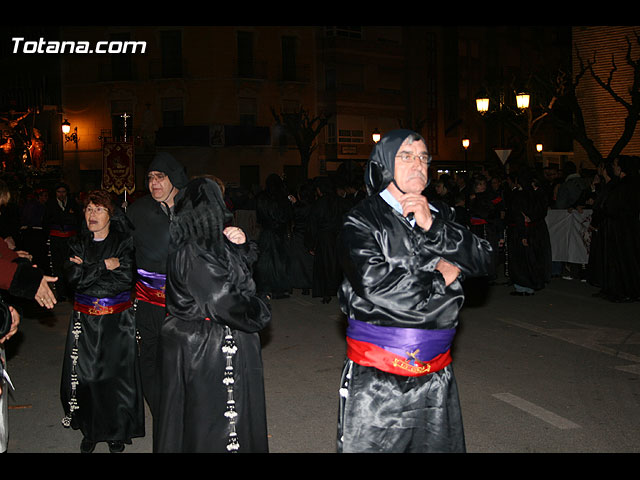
[126,152,188,416]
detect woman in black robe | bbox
[254,173,294,298]
[60,190,144,453]
[505,170,552,295]
[154,177,271,453]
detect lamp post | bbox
[372,128,381,144]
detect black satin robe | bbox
[599,175,640,301]
[154,240,271,453]
[60,229,144,444]
[505,187,552,290]
[337,195,492,453]
[254,190,293,296]
[306,193,351,299]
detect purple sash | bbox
[347,317,455,364]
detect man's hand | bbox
[399,193,433,231]
[15,250,33,262]
[223,226,246,245]
[436,259,461,287]
[0,306,20,344]
[104,257,120,271]
[35,276,58,309]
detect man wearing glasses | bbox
[126,152,188,418]
[336,129,492,453]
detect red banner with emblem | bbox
[102,142,135,194]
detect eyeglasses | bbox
[85,206,108,215]
[396,152,430,166]
[148,172,167,182]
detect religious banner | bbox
[102,142,135,195]
[545,209,593,264]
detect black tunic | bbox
[126,194,173,415]
[60,228,144,444]
[288,200,314,290]
[505,186,552,290]
[599,175,640,301]
[253,190,293,296]
[154,240,271,453]
[306,193,350,299]
[337,194,492,452]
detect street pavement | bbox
[2,272,639,454]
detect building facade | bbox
[2,26,578,196]
[572,26,640,169]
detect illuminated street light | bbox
[476,97,489,114]
[462,138,470,171]
[516,92,530,110]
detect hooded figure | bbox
[125,151,188,417]
[336,129,492,453]
[364,128,429,196]
[154,178,271,453]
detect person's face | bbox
[491,178,501,191]
[613,158,621,177]
[84,202,110,236]
[148,171,174,202]
[56,188,67,201]
[38,192,48,204]
[435,183,444,195]
[475,180,487,193]
[393,139,429,194]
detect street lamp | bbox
[516,92,530,110]
[62,119,78,146]
[372,128,381,143]
[462,138,470,172]
[536,143,543,153]
[475,97,489,114]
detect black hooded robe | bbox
[154,178,271,453]
[60,216,144,446]
[337,130,492,453]
[126,152,188,415]
[505,179,552,292]
[599,174,640,301]
[253,175,293,297]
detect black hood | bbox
[170,177,233,255]
[147,152,189,189]
[364,129,430,196]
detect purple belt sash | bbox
[135,268,166,306]
[346,317,456,376]
[73,290,132,315]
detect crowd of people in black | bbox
[423,156,640,302]
[225,154,639,304]
[0,150,638,453]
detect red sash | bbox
[346,337,452,377]
[135,281,166,307]
[50,229,77,238]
